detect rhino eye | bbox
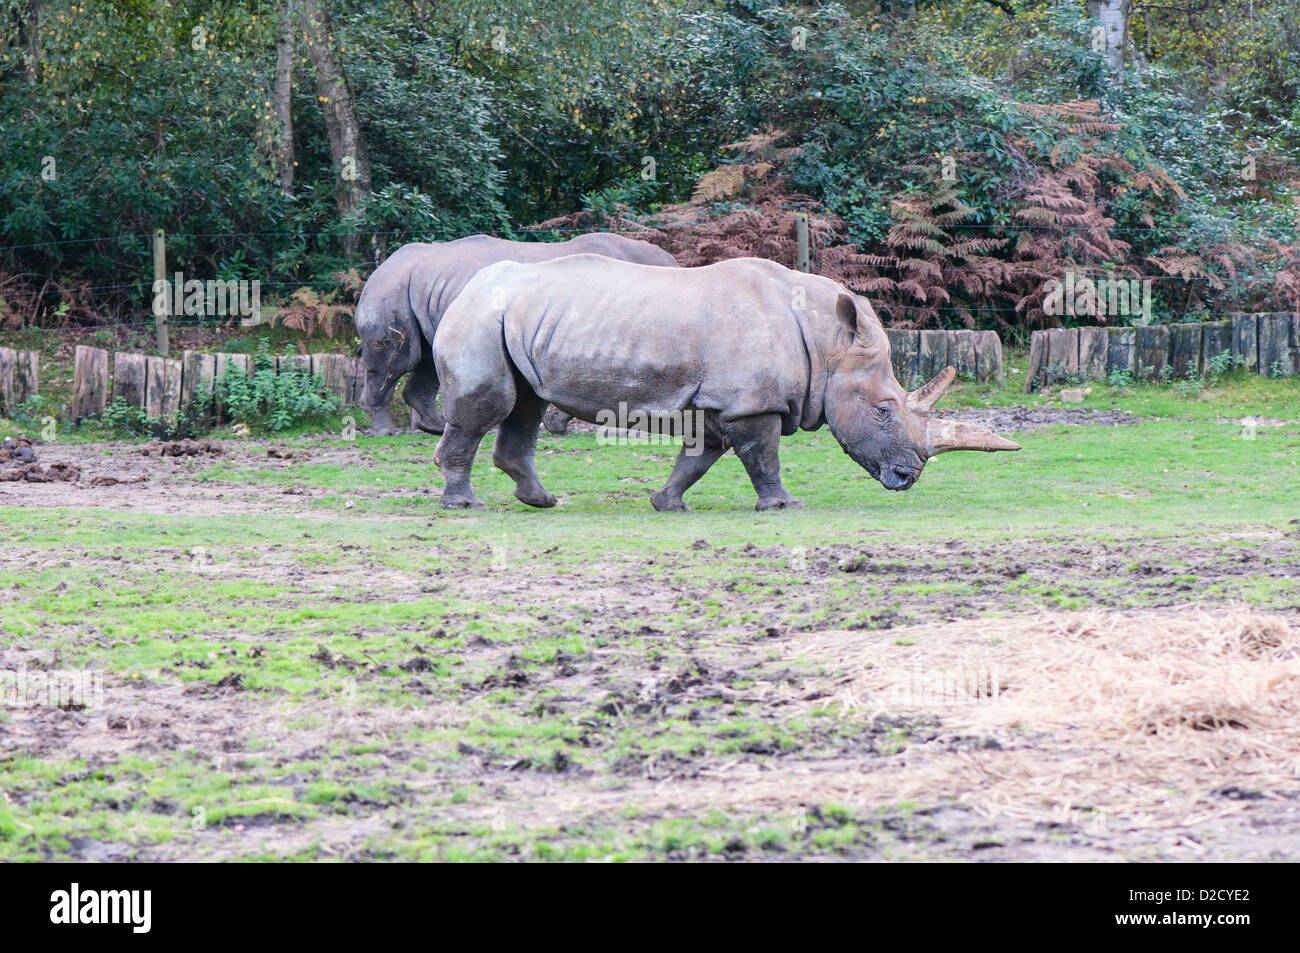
[873,404,892,420]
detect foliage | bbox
[216,346,341,433]
[1,0,1297,337]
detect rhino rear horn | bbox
[907,366,956,413]
[925,418,1021,456]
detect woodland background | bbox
[1,0,1298,342]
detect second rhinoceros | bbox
[355,233,677,435]
[433,254,1019,510]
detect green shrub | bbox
[1204,350,1235,381]
[93,394,212,441]
[1107,368,1135,389]
[216,348,341,433]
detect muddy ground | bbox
[3,405,1299,861]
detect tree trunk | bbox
[273,0,296,194]
[299,0,371,250]
[20,0,41,80]
[1086,0,1129,69]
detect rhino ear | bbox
[835,293,858,338]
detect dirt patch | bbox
[0,438,372,514]
[933,405,1141,434]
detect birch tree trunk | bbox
[273,0,296,195]
[1087,0,1130,69]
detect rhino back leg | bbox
[651,415,726,512]
[493,377,556,508]
[724,414,803,511]
[435,422,492,509]
[435,309,518,509]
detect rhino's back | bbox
[365,235,675,343]
[480,255,828,425]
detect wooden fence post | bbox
[153,229,170,357]
[16,351,38,405]
[1107,328,1135,378]
[794,214,810,273]
[0,348,14,416]
[1231,313,1258,372]
[71,346,109,419]
[1168,323,1201,378]
[1078,326,1107,380]
[948,330,977,379]
[112,352,148,410]
[1292,313,1300,376]
[887,329,920,386]
[918,329,948,382]
[1201,321,1231,370]
[1024,330,1046,392]
[974,330,1002,384]
[1258,313,1293,376]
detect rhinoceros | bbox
[432,254,1019,510]
[355,234,677,435]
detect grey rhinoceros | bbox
[355,234,677,435]
[432,254,1020,511]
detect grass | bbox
[0,370,1298,860]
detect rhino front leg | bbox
[402,355,445,435]
[493,385,556,508]
[724,414,803,511]
[651,423,726,512]
[362,363,404,436]
[361,328,420,437]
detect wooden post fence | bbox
[1024,313,1298,391]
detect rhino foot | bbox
[755,495,803,511]
[542,406,573,435]
[515,488,557,508]
[369,426,403,437]
[412,412,445,435]
[441,493,486,510]
[650,491,689,513]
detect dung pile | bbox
[0,436,81,482]
[141,439,224,457]
[0,436,35,466]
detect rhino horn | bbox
[906,366,956,413]
[925,418,1021,455]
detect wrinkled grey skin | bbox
[355,234,677,435]
[432,254,1007,511]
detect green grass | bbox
[1,372,1298,860]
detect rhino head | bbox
[823,294,1020,491]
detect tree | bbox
[1086,0,1131,69]
[273,0,295,195]
[300,0,371,235]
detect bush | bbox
[216,348,341,433]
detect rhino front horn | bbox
[907,366,956,413]
[925,418,1022,456]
